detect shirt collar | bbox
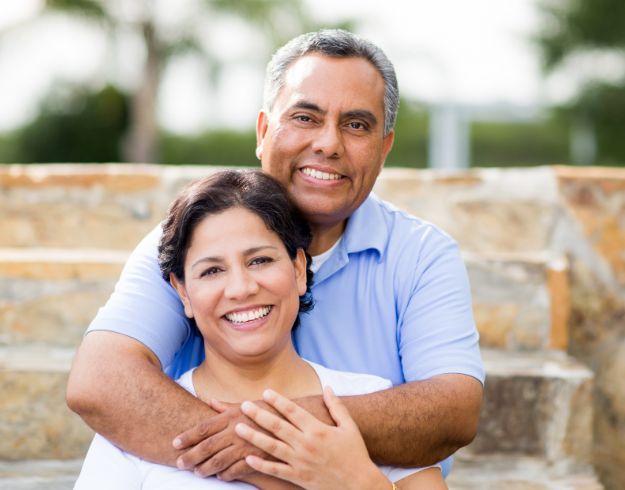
[342,193,389,257]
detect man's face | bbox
[256,54,395,229]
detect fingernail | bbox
[235,423,249,436]
[173,437,182,449]
[262,389,275,400]
[241,400,254,413]
[176,458,185,469]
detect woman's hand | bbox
[234,386,392,490]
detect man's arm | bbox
[321,374,481,466]
[66,331,215,465]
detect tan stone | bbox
[0,163,161,192]
[469,349,594,462]
[0,346,93,460]
[0,250,124,345]
[466,253,556,350]
[557,167,625,285]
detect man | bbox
[67,29,484,484]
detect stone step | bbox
[1,247,569,353]
[0,457,603,490]
[2,164,563,252]
[0,345,93,461]
[0,164,209,249]
[466,252,570,351]
[471,349,593,464]
[0,346,592,463]
[0,459,82,490]
[447,453,603,489]
[0,248,127,347]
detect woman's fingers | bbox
[234,422,292,463]
[239,399,303,445]
[260,389,318,431]
[322,386,358,430]
[244,455,295,482]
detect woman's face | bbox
[171,206,307,365]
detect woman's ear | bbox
[294,248,308,296]
[169,273,194,319]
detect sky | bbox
[0,0,574,134]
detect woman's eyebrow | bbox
[191,245,279,269]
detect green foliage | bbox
[385,100,428,168]
[537,0,625,69]
[567,82,625,165]
[471,118,569,167]
[161,130,258,167]
[10,85,128,163]
[536,0,625,165]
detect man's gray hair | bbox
[263,29,399,136]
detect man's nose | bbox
[311,123,344,158]
[224,267,259,299]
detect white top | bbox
[309,236,342,273]
[74,361,434,489]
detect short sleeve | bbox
[398,229,484,384]
[86,225,191,371]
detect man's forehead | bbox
[278,54,385,110]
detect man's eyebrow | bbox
[291,100,325,113]
[343,110,378,127]
[191,245,278,269]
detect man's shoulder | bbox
[364,193,458,251]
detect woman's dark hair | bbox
[158,170,314,321]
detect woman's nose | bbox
[224,267,259,299]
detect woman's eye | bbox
[200,267,222,277]
[250,256,273,266]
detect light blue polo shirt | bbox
[87,192,484,476]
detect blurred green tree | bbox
[11,85,129,163]
[536,0,625,165]
[16,0,350,163]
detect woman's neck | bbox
[193,343,320,403]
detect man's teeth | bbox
[225,306,271,324]
[301,167,342,181]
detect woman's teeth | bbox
[225,306,271,324]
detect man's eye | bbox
[348,121,367,130]
[295,115,312,123]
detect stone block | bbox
[466,253,570,350]
[0,459,82,490]
[0,249,126,346]
[468,349,594,463]
[0,345,93,460]
[374,167,560,254]
[448,454,603,490]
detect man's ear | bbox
[294,248,308,296]
[255,110,269,160]
[378,129,395,175]
[169,273,194,319]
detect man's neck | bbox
[308,219,347,256]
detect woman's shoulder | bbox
[305,361,393,396]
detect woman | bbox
[74,170,446,489]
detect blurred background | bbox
[0,0,623,168]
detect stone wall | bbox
[1,163,623,488]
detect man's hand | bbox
[174,399,272,480]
